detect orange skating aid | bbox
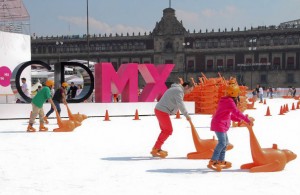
[66,104,87,126]
[187,120,233,159]
[53,110,76,132]
[241,124,297,172]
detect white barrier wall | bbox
[0,31,31,102]
[0,102,195,119]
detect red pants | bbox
[153,109,173,149]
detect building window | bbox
[233,39,239,47]
[294,36,299,44]
[260,58,267,64]
[48,46,53,53]
[213,40,218,48]
[279,36,285,45]
[226,39,231,47]
[207,59,213,71]
[246,58,252,64]
[265,36,271,46]
[220,39,226,48]
[200,41,206,49]
[227,59,234,70]
[286,73,295,83]
[208,40,213,48]
[187,60,194,72]
[273,37,280,45]
[217,59,223,65]
[273,57,280,65]
[195,40,200,48]
[287,36,294,45]
[165,59,173,64]
[273,57,281,70]
[260,74,267,83]
[287,57,295,69]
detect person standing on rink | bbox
[43,82,68,124]
[27,80,57,132]
[151,81,194,158]
[207,79,254,171]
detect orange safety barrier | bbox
[278,106,284,115]
[104,110,110,121]
[291,103,295,110]
[175,110,181,119]
[133,109,140,120]
[241,124,297,172]
[265,106,271,116]
[187,120,233,159]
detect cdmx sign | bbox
[10,61,174,103]
[11,61,94,103]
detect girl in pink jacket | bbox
[208,82,253,171]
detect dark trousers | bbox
[46,100,61,117]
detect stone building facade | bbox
[31,7,300,89]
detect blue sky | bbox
[23,0,300,37]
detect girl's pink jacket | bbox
[211,96,250,132]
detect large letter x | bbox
[138,64,174,102]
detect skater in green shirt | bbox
[27,80,57,132]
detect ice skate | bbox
[207,160,222,172]
[43,116,49,124]
[151,148,168,158]
[39,124,48,132]
[218,160,232,169]
[27,124,36,132]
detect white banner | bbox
[0,31,31,95]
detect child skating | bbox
[208,79,253,171]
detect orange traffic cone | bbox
[291,103,295,110]
[278,106,284,115]
[265,106,271,116]
[286,104,289,112]
[104,110,110,121]
[297,102,300,109]
[133,109,140,120]
[263,99,266,105]
[175,110,181,119]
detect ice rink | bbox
[0,98,299,195]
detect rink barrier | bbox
[0,102,195,119]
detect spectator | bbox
[292,87,296,97]
[44,82,68,124]
[67,82,78,99]
[76,84,83,97]
[259,85,264,103]
[269,87,273,99]
[18,77,30,103]
[151,82,194,158]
